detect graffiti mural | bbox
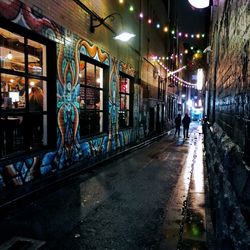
[0,1,137,190]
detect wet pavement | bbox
[0,122,213,250]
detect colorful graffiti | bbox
[0,1,138,190]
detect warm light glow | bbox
[148,19,152,24]
[119,0,124,3]
[30,81,35,86]
[7,51,13,60]
[114,32,135,42]
[184,49,188,54]
[163,26,168,32]
[188,0,209,9]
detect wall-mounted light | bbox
[114,32,135,42]
[90,13,135,42]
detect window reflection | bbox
[79,60,104,137]
[1,73,25,109]
[119,76,131,128]
[0,28,25,72]
[0,27,49,157]
[28,39,46,76]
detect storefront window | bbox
[0,27,50,157]
[79,60,104,137]
[119,76,132,128]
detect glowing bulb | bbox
[163,26,168,32]
[129,5,134,11]
[156,23,160,29]
[7,51,13,60]
[188,0,209,9]
[30,81,35,86]
[139,12,143,18]
[148,19,152,24]
[119,0,124,3]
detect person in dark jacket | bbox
[182,113,191,139]
[174,114,182,136]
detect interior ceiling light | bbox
[7,51,13,60]
[188,0,209,9]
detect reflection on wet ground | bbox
[160,123,213,250]
[0,123,213,250]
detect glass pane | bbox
[120,77,130,93]
[0,114,24,157]
[86,63,95,87]
[80,85,86,109]
[120,94,129,111]
[0,27,25,72]
[80,111,102,136]
[97,90,103,110]
[28,39,46,76]
[96,66,103,88]
[79,61,86,85]
[29,79,46,111]
[23,113,46,150]
[0,73,26,110]
[85,87,100,110]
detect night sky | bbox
[176,0,210,34]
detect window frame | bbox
[119,73,133,129]
[79,55,108,139]
[0,17,56,161]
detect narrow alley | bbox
[0,123,213,250]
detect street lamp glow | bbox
[114,32,135,42]
[188,0,209,9]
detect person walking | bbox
[182,113,191,139]
[174,114,182,136]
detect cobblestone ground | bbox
[0,122,211,250]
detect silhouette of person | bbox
[182,113,191,139]
[25,86,44,149]
[175,114,181,136]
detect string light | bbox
[117,0,206,39]
[163,26,168,32]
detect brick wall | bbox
[205,0,250,247]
